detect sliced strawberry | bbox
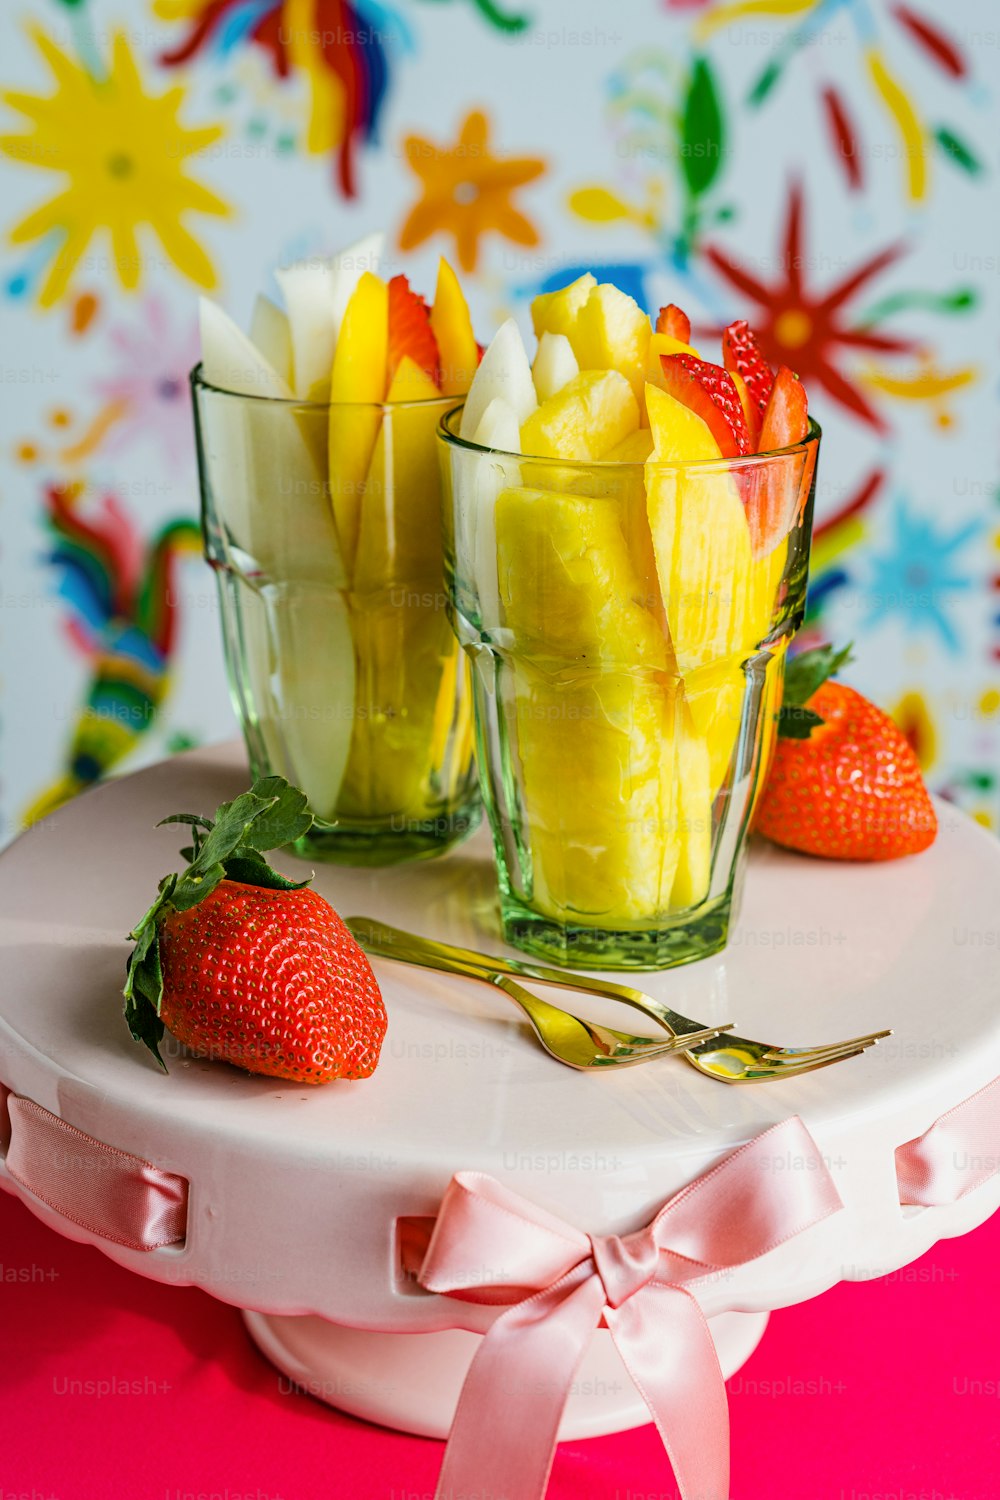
[759,365,809,451]
[743,367,812,558]
[387,275,441,388]
[722,320,775,439]
[657,352,752,457]
[655,303,691,342]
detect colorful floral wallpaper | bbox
[1,0,997,837]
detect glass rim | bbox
[190,362,460,414]
[437,402,821,471]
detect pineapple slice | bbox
[520,370,639,461]
[532,331,579,402]
[495,485,676,921]
[530,273,596,343]
[669,700,713,910]
[605,429,654,463]
[572,283,652,403]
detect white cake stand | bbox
[2,743,999,1441]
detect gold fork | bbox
[347,918,891,1084]
[348,923,728,1070]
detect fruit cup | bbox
[193,250,481,864]
[438,382,819,968]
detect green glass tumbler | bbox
[438,407,819,968]
[193,367,480,864]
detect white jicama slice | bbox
[460,318,537,438]
[532,331,579,403]
[275,231,385,400]
[198,298,354,816]
[255,585,356,823]
[198,298,341,582]
[249,293,293,388]
[200,295,292,398]
[328,230,384,351]
[469,397,521,633]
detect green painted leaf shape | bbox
[682,57,725,198]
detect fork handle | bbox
[347,916,725,1041]
[354,930,723,1054]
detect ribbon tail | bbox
[607,1285,730,1500]
[434,1268,605,1500]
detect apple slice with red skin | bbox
[658,352,752,458]
[655,303,691,342]
[744,365,811,558]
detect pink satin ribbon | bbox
[418,1116,843,1500]
[896,1075,1000,1207]
[0,1083,187,1251]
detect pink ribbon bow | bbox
[419,1116,843,1500]
[896,1075,1000,1207]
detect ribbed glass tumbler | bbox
[438,408,819,967]
[194,368,480,864]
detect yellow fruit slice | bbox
[495,485,676,921]
[520,370,639,461]
[353,360,444,598]
[572,283,651,403]
[643,331,701,422]
[681,538,790,799]
[605,429,654,463]
[495,485,667,667]
[645,384,753,673]
[338,366,462,822]
[750,642,788,826]
[431,258,479,396]
[384,353,441,406]
[328,271,389,575]
[645,380,721,462]
[530,273,596,342]
[669,699,713,910]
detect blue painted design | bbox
[863,499,982,651]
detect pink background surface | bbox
[2,1190,998,1500]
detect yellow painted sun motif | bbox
[399,110,544,274]
[1,28,230,307]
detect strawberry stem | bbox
[123,777,314,1068]
[778,643,853,740]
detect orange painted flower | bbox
[399,110,544,273]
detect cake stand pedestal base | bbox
[243,1307,770,1440]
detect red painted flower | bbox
[704,184,917,432]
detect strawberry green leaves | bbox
[778,643,854,740]
[123,776,314,1068]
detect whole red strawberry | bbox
[756,646,937,861]
[124,777,387,1082]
